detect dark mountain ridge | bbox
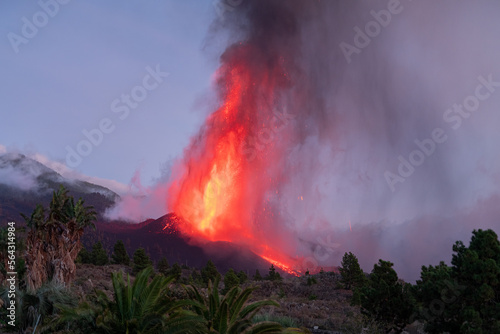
[0,152,118,224]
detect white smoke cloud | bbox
[30,152,129,196]
[0,165,38,191]
[104,161,173,222]
[0,145,129,196]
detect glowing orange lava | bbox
[168,44,301,275]
[260,255,301,277]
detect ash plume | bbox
[168,0,500,280]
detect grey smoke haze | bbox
[200,0,500,280]
[104,162,173,222]
[100,1,500,281]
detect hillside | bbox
[0,153,118,224]
[83,214,280,275]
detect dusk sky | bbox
[2,1,500,280]
[1,1,216,188]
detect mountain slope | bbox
[0,152,118,224]
[84,213,276,274]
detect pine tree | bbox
[169,262,182,280]
[201,260,220,285]
[111,240,129,265]
[91,241,109,266]
[237,270,248,284]
[253,269,263,281]
[339,251,366,290]
[415,229,500,333]
[356,259,415,333]
[192,269,202,285]
[157,257,170,275]
[267,264,281,281]
[223,268,240,294]
[76,247,91,264]
[132,248,152,274]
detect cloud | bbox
[0,164,37,191]
[0,145,129,196]
[30,153,129,195]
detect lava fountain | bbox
[168,2,304,275]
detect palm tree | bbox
[58,267,199,334]
[184,278,283,334]
[22,185,96,291]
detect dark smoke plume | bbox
[170,0,500,280]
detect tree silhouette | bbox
[111,240,129,265]
[253,269,263,281]
[237,270,248,284]
[223,268,240,294]
[157,256,170,275]
[91,241,109,266]
[415,229,500,333]
[201,259,220,285]
[356,259,415,333]
[169,262,182,280]
[132,248,152,275]
[339,252,366,290]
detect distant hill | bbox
[0,152,118,224]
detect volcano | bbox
[84,213,287,275]
[0,151,307,275]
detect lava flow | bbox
[168,39,302,275]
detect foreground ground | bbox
[72,264,423,333]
